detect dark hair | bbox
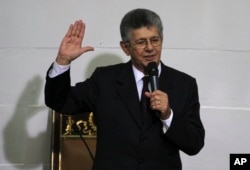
[120,8,163,41]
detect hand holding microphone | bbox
[145,62,171,119]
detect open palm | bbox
[56,20,94,65]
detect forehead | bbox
[129,26,159,40]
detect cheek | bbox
[130,53,143,66]
[133,50,144,58]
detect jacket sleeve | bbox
[164,79,205,155]
[44,65,98,114]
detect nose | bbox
[145,40,154,50]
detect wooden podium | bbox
[51,111,97,170]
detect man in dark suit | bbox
[45,8,205,170]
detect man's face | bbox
[121,26,162,74]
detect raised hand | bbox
[56,20,94,65]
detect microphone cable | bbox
[72,123,95,161]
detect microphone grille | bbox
[146,62,158,76]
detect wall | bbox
[0,0,250,169]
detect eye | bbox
[151,37,161,46]
[136,40,146,45]
[151,38,160,43]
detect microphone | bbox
[146,62,159,91]
[146,62,160,117]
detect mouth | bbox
[144,54,155,61]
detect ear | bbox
[120,41,130,56]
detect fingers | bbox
[57,20,94,65]
[72,20,84,38]
[80,46,95,54]
[79,21,86,42]
[71,21,79,37]
[147,90,169,114]
[65,20,84,38]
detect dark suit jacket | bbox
[45,61,205,170]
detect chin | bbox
[145,59,159,65]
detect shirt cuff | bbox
[48,61,70,78]
[161,109,173,133]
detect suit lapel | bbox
[159,63,173,88]
[159,63,175,108]
[117,62,143,129]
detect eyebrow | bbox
[135,36,160,40]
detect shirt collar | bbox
[132,62,162,83]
